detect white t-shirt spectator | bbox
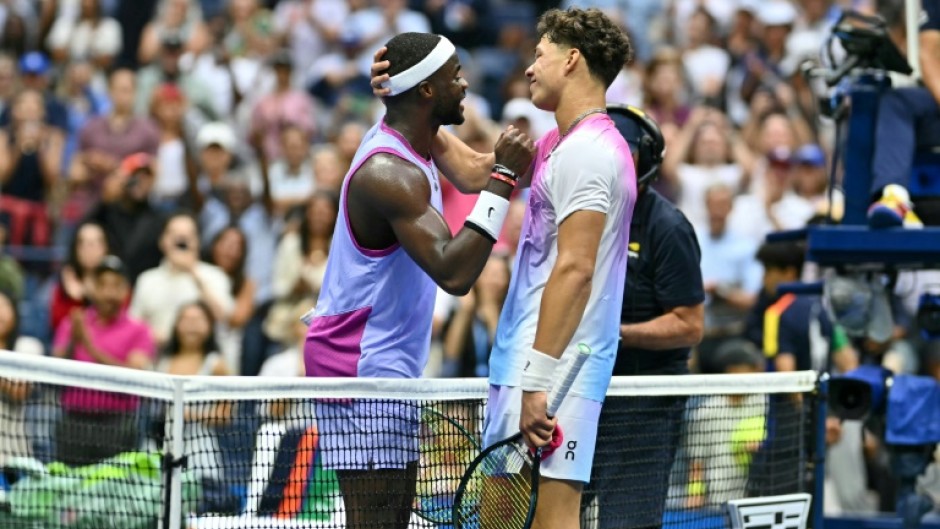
[129,261,234,344]
[46,17,122,61]
[676,163,744,232]
[268,160,315,203]
[728,192,816,246]
[345,7,430,77]
[0,336,45,464]
[683,46,730,98]
[274,0,349,84]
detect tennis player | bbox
[370,11,635,528]
[304,32,534,529]
[483,10,635,529]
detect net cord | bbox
[0,350,817,401]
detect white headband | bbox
[381,37,457,97]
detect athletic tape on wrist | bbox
[465,190,509,242]
[380,37,456,97]
[521,347,560,392]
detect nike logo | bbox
[488,207,495,218]
[524,360,531,371]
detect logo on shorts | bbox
[565,440,577,461]
[488,207,495,218]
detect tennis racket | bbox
[414,403,482,523]
[451,344,592,529]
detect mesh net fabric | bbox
[0,352,818,529]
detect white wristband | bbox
[521,347,560,392]
[465,191,510,242]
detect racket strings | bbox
[455,444,536,529]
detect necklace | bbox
[552,107,607,154]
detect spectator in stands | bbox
[52,255,156,466]
[0,54,17,118]
[130,212,234,346]
[205,225,254,375]
[50,221,110,333]
[221,0,276,60]
[729,147,816,246]
[268,190,337,347]
[46,0,122,68]
[0,52,68,132]
[86,153,164,282]
[696,184,763,372]
[681,7,731,103]
[197,166,278,375]
[135,31,217,124]
[266,124,316,218]
[273,0,348,84]
[311,144,344,192]
[260,300,310,379]
[249,49,317,162]
[0,224,25,301]
[332,120,367,174]
[792,143,832,212]
[736,1,798,110]
[0,89,63,247]
[662,106,753,232]
[686,339,767,509]
[137,0,212,65]
[0,1,38,56]
[0,289,44,466]
[642,48,691,135]
[158,300,233,511]
[57,60,110,194]
[149,83,191,209]
[343,0,431,85]
[191,121,245,204]
[440,255,510,377]
[69,69,159,219]
[419,0,491,50]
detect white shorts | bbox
[315,399,420,470]
[482,385,601,483]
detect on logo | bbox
[565,440,577,460]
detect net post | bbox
[812,372,829,529]
[161,378,186,529]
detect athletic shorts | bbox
[315,399,420,470]
[482,385,602,483]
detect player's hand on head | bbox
[494,125,536,178]
[520,390,556,449]
[371,46,391,97]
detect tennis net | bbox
[0,351,821,529]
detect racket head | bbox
[452,433,541,529]
[414,404,482,523]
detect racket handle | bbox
[546,343,591,417]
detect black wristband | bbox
[492,163,518,181]
[464,220,497,243]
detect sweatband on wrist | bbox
[380,37,456,97]
[521,347,560,392]
[492,163,518,181]
[465,190,510,242]
[490,172,516,187]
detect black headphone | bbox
[606,104,665,188]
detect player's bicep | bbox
[361,157,454,273]
[557,209,606,271]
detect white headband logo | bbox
[381,37,457,97]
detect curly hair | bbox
[536,8,633,88]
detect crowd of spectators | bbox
[0,0,938,520]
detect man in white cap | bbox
[304,32,534,529]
